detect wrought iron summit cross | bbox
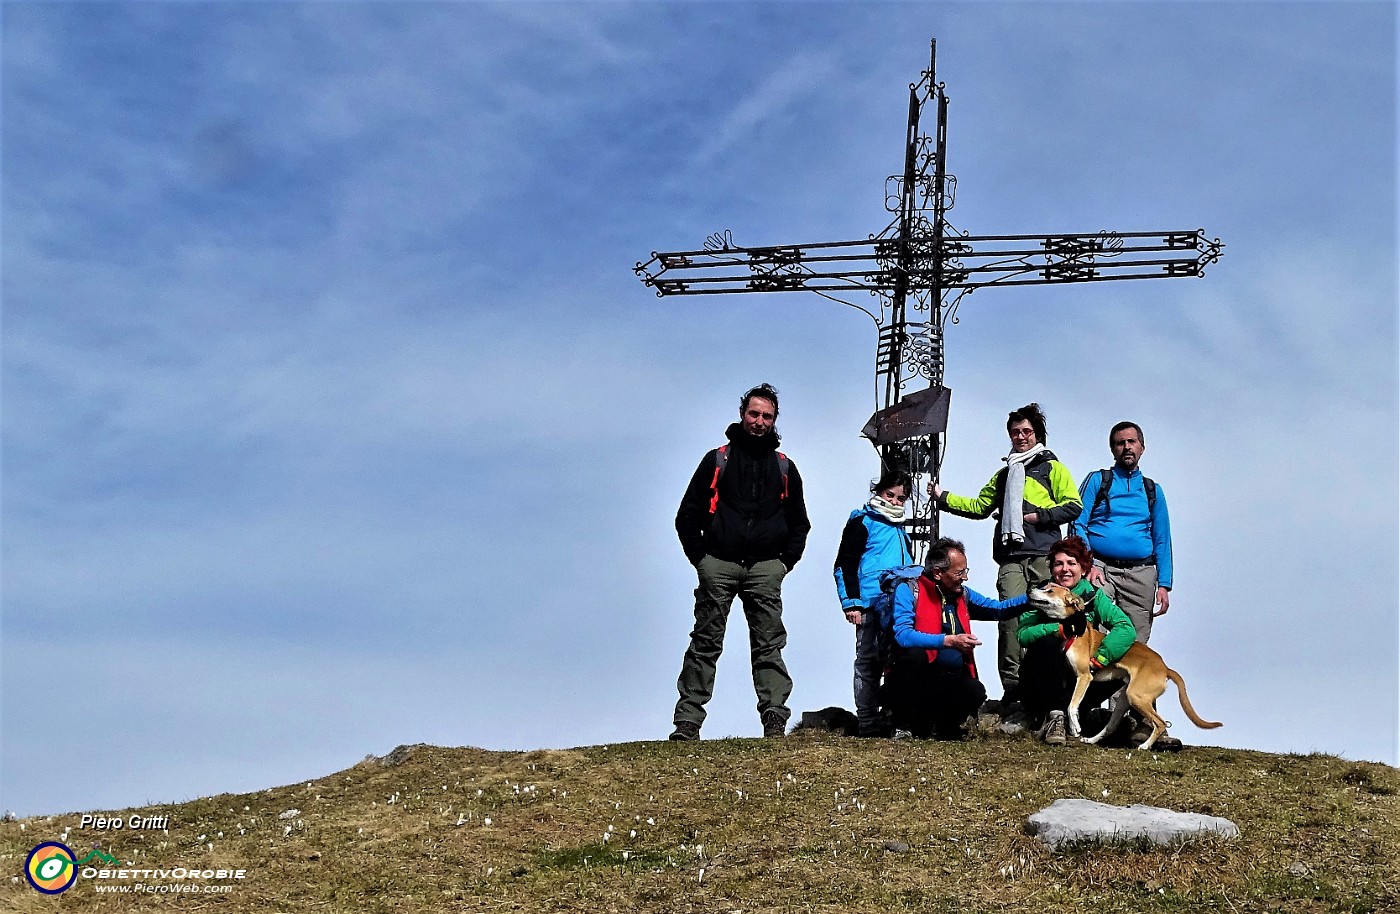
[636,40,1223,550]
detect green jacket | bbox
[1017,578,1135,667]
[938,448,1082,564]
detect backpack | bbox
[871,564,926,635]
[851,564,923,736]
[1091,468,1156,529]
[707,444,790,514]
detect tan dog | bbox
[1026,583,1222,749]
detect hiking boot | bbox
[1135,726,1183,751]
[669,721,700,742]
[761,710,787,738]
[1042,710,1067,746]
[891,728,914,740]
[1130,720,1158,745]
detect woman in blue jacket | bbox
[833,469,913,737]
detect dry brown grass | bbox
[2,730,1396,913]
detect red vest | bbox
[913,576,978,678]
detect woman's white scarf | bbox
[1000,446,1049,549]
[868,495,905,522]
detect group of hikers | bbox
[668,383,1176,749]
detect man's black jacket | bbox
[675,423,811,569]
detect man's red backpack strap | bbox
[708,445,789,514]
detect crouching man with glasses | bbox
[884,538,1027,740]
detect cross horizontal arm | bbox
[635,230,1223,296]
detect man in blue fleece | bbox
[1070,421,1173,644]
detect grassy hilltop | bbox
[3,731,1397,913]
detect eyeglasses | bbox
[1009,429,1036,438]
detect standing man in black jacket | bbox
[670,383,811,741]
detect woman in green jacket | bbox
[1017,535,1135,745]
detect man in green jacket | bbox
[931,403,1081,715]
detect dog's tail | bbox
[1167,668,1223,729]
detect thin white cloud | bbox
[687,49,841,170]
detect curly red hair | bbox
[1048,534,1094,572]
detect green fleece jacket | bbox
[1017,578,1135,667]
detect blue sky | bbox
[2,2,1395,817]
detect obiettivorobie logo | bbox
[23,842,247,895]
[24,843,117,894]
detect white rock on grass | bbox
[1027,798,1239,850]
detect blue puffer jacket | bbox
[833,505,913,612]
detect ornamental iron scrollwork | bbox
[635,229,1222,294]
[635,38,1224,558]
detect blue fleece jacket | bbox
[833,505,913,611]
[1070,467,1173,589]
